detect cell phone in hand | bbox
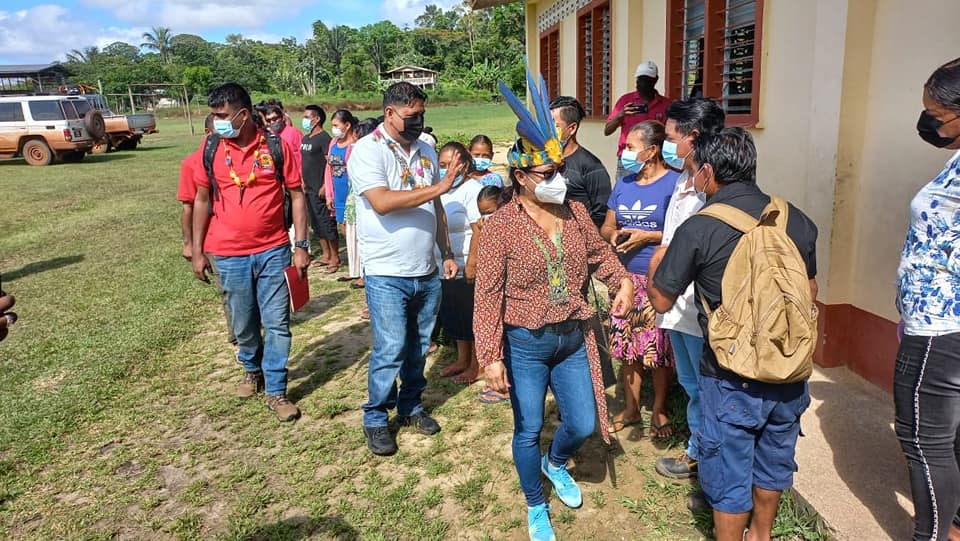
[616,232,631,245]
[627,103,648,115]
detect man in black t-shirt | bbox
[300,105,339,268]
[647,128,818,541]
[549,96,611,228]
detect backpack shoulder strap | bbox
[202,134,221,201]
[761,196,791,231]
[265,133,285,184]
[697,203,760,234]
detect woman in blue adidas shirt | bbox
[894,56,960,541]
[600,121,678,436]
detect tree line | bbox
[61,3,525,102]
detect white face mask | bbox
[529,170,568,205]
[331,127,344,138]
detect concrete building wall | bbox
[522,0,960,389]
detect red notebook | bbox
[284,266,310,312]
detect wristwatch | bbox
[294,240,310,251]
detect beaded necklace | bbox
[520,199,569,306]
[224,135,266,204]
[374,127,428,189]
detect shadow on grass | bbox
[3,254,84,282]
[290,290,350,328]
[242,514,359,541]
[286,321,370,403]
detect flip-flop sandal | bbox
[608,418,643,434]
[311,260,332,268]
[479,389,509,404]
[350,282,365,289]
[322,265,341,274]
[650,420,675,440]
[336,276,360,282]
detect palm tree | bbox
[141,26,173,64]
[66,46,100,64]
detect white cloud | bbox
[0,4,149,63]
[379,0,465,27]
[81,0,319,34]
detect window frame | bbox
[576,0,613,120]
[0,102,25,123]
[28,100,65,122]
[665,0,764,127]
[539,24,561,100]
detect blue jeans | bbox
[668,330,704,459]
[362,273,441,427]
[213,244,292,396]
[504,322,597,507]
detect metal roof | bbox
[0,63,66,75]
[383,65,437,74]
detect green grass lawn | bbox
[0,110,826,540]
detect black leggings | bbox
[894,331,960,541]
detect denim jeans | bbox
[894,332,960,541]
[362,272,441,427]
[504,322,597,507]
[206,253,237,345]
[668,330,704,459]
[213,244,291,396]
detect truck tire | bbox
[117,137,139,151]
[91,141,109,154]
[84,110,106,140]
[22,139,53,166]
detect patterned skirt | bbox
[609,273,672,368]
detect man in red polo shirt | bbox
[191,83,309,422]
[605,60,673,178]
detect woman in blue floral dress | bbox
[894,56,960,541]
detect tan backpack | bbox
[697,196,818,383]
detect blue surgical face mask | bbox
[661,139,687,170]
[214,110,245,139]
[619,148,647,175]
[691,166,708,202]
[440,168,465,188]
[473,157,492,171]
[301,117,313,132]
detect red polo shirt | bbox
[607,92,673,156]
[177,150,202,203]
[193,130,302,256]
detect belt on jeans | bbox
[540,320,582,335]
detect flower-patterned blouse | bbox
[897,149,960,336]
[474,197,630,442]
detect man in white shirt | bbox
[650,98,725,486]
[347,82,461,456]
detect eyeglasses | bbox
[524,163,566,180]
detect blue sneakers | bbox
[527,503,556,541]
[541,454,583,508]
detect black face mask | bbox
[398,113,424,142]
[917,110,959,148]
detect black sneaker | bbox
[397,412,441,435]
[655,451,698,479]
[363,426,397,456]
[687,489,712,513]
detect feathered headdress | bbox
[498,62,564,168]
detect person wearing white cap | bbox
[605,60,673,178]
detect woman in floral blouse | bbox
[894,56,960,541]
[475,143,633,540]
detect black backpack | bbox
[201,132,292,229]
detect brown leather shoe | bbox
[265,394,301,422]
[238,371,264,399]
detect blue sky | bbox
[0,0,464,64]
